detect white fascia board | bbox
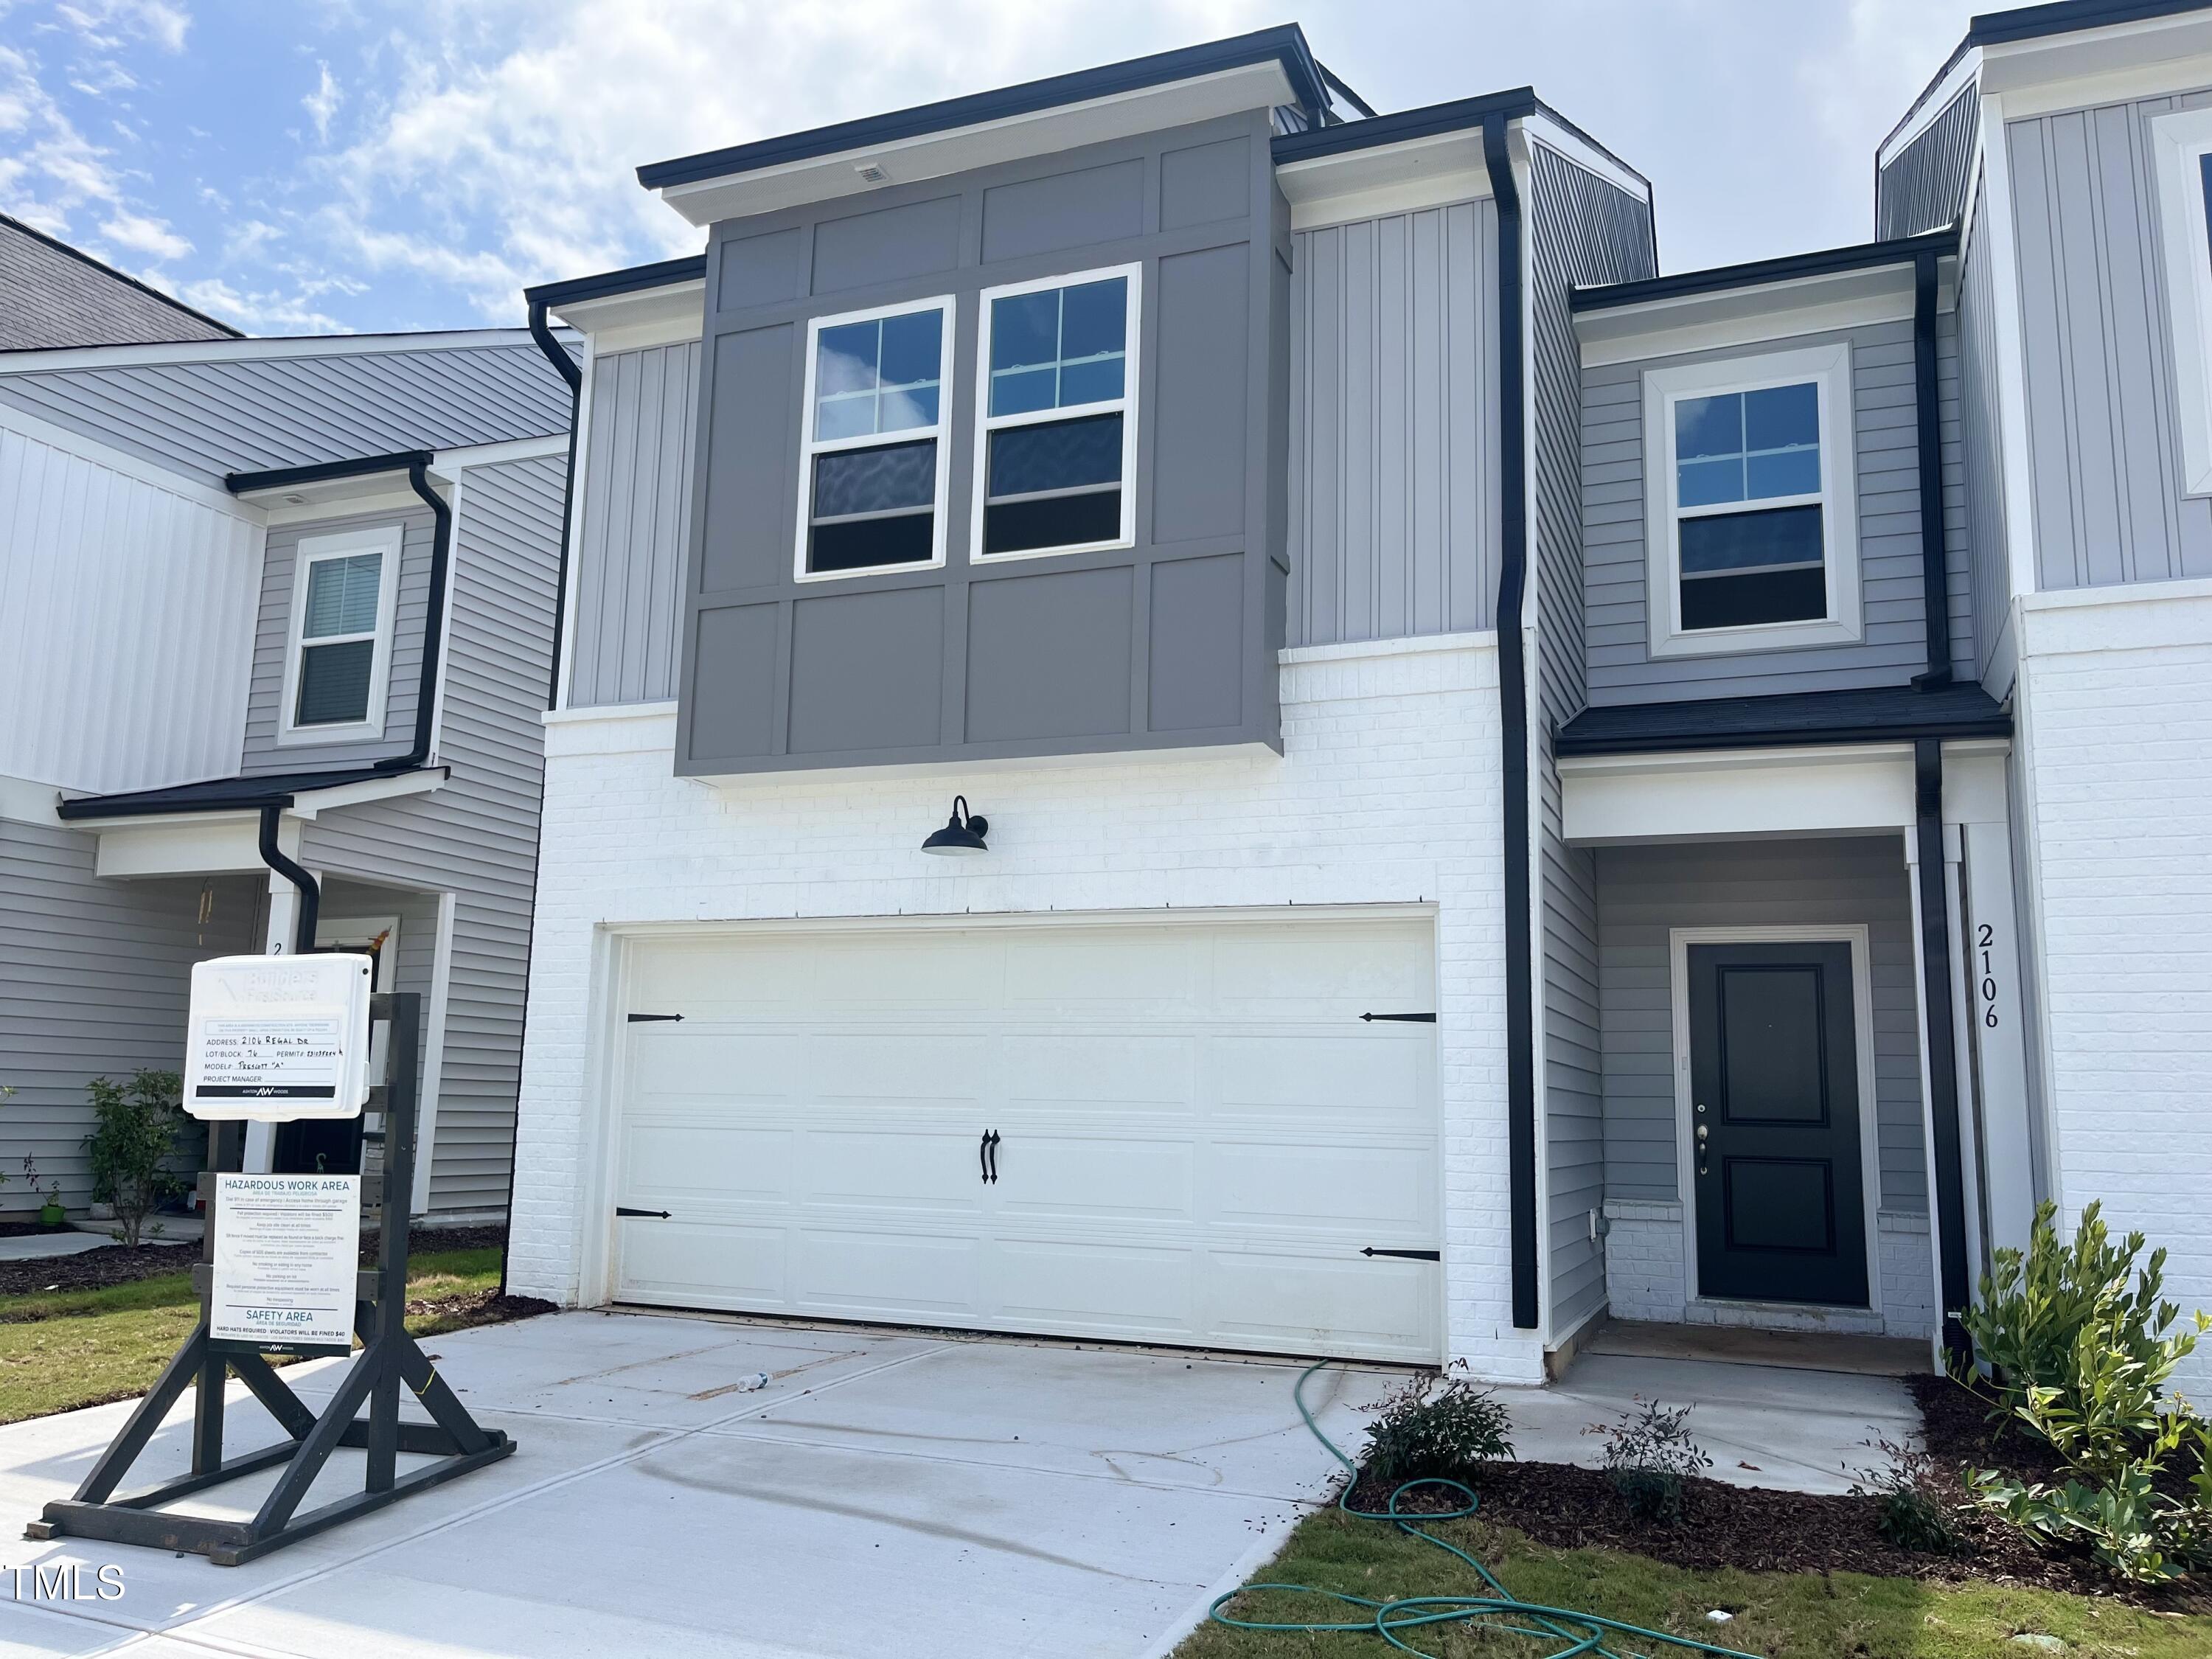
[553,280,705,352]
[288,766,448,818]
[430,434,570,476]
[0,773,63,827]
[1521,113,1649,203]
[0,398,255,517]
[0,327,558,377]
[1577,260,1952,369]
[91,812,294,878]
[1981,13,2212,108]
[257,484,429,526]
[656,61,1295,226]
[1559,743,1917,845]
[1880,49,1983,169]
[1279,128,1492,232]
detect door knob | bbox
[1695,1124,1708,1144]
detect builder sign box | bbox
[184,953,374,1121]
[209,1174,361,1348]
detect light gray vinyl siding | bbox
[0,819,260,1212]
[292,455,564,1214]
[1958,175,2015,689]
[1287,199,1498,644]
[0,341,571,487]
[241,505,436,773]
[1581,314,1974,704]
[2008,90,2212,589]
[567,338,699,707]
[1595,835,1929,1215]
[1528,144,1658,1343]
[1879,86,1980,241]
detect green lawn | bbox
[0,1245,507,1425]
[1178,1506,2212,1659]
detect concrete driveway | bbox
[0,1311,1402,1659]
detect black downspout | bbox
[1483,113,1540,1334]
[1914,739,1972,1363]
[374,458,456,773]
[257,804,319,955]
[1912,248,1952,688]
[528,299,584,712]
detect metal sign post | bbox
[26,992,514,1566]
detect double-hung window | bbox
[2151,105,2212,496]
[796,296,953,578]
[1643,342,1860,656]
[280,524,401,740]
[973,264,1140,559]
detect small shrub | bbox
[83,1069,187,1248]
[1587,1397,1711,1524]
[1850,1436,1966,1556]
[1361,1377,1514,1486]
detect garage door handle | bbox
[980,1129,1001,1184]
[616,1206,672,1219]
[1360,1012,1436,1023]
[1360,1247,1440,1260]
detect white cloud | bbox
[98,207,188,258]
[177,276,344,335]
[302,60,340,141]
[52,1,189,54]
[0,41,127,229]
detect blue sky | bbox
[0,1,1983,336]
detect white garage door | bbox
[610,914,1441,1362]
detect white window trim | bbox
[970,261,1142,564]
[2151,105,2212,498]
[276,523,403,745]
[1642,341,1862,659]
[792,293,956,583]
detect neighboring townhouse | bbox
[0,312,574,1220]
[507,2,2212,1388]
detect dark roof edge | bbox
[636,25,1327,192]
[225,449,435,495]
[55,763,439,822]
[1570,226,1960,313]
[524,254,709,310]
[0,211,244,341]
[1557,713,2014,757]
[1271,90,1650,198]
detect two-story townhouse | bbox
[509,4,2212,1388]
[0,313,574,1222]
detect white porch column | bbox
[1943,748,2038,1262]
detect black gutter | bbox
[1482,112,1540,1335]
[527,301,585,711]
[1913,740,1974,1365]
[1972,0,2207,46]
[523,254,705,312]
[1557,715,2011,757]
[226,449,433,495]
[1913,248,1954,688]
[638,25,1328,190]
[1272,87,1652,206]
[1314,60,1377,120]
[257,805,320,956]
[1571,227,1958,312]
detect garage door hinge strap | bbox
[616,1207,672,1219]
[1360,1012,1436,1023]
[1360,1247,1441,1260]
[626,1012,684,1023]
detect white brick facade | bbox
[509,633,1548,1382]
[2015,582,2212,1389]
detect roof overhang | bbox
[528,258,708,351]
[1572,232,1958,366]
[0,327,559,378]
[58,767,448,878]
[56,764,447,826]
[641,29,1323,227]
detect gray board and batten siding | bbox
[1879,85,1980,243]
[1579,314,1974,706]
[1526,141,1660,1344]
[2008,88,2212,589]
[675,111,1290,775]
[0,825,260,1212]
[1957,175,2016,688]
[0,341,571,485]
[1595,835,1931,1217]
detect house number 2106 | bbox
[1977,923,2000,1029]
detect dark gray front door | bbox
[1688,942,1868,1307]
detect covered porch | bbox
[1545,693,2040,1376]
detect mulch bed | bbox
[1343,1372,2208,1613]
[0,1223,512,1299]
[406,1288,557,1329]
[0,1221,75,1239]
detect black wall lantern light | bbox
[921,795,989,856]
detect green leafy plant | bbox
[1959,1202,2212,1584]
[1851,1435,1966,1556]
[1361,1376,1514,1486]
[1587,1397,1711,1524]
[83,1069,187,1248]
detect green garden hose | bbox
[1207,1362,1764,1658]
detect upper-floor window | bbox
[1642,342,1861,658]
[2150,105,2212,496]
[796,296,953,580]
[973,265,1141,560]
[279,523,401,741]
